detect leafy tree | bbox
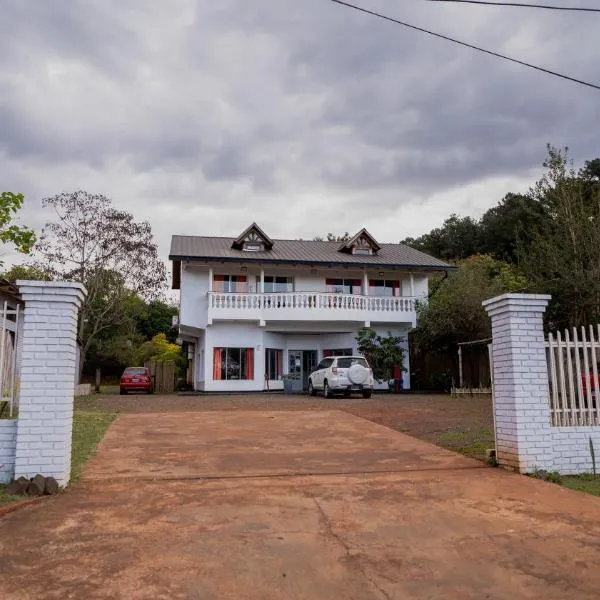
[519,146,600,329]
[356,327,406,381]
[0,192,36,264]
[413,255,527,353]
[134,300,178,343]
[1,264,51,282]
[33,191,166,379]
[478,193,546,263]
[314,233,351,242]
[136,333,184,367]
[402,214,480,260]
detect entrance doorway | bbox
[288,350,318,391]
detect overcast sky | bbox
[1,0,599,266]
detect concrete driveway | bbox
[2,410,600,599]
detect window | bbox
[213,274,248,293]
[369,279,400,297]
[258,276,294,293]
[316,358,334,370]
[265,349,283,380]
[352,248,372,256]
[323,348,353,357]
[244,243,262,252]
[336,357,368,368]
[326,278,362,295]
[213,348,254,380]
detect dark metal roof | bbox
[169,235,453,270]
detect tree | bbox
[136,333,185,367]
[33,191,166,379]
[519,146,600,329]
[413,255,527,354]
[402,214,480,260]
[356,327,406,381]
[134,300,178,343]
[1,264,51,282]
[478,193,546,263]
[0,192,36,264]
[314,232,351,242]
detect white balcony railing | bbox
[208,291,416,324]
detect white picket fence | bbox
[0,302,21,418]
[546,325,600,427]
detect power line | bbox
[327,0,600,91]
[423,0,600,12]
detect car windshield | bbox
[124,368,147,376]
[337,358,368,368]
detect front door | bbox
[289,350,318,391]
[301,350,318,391]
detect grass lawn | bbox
[0,410,117,507]
[434,427,496,462]
[561,475,600,497]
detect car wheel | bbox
[120,388,127,395]
[323,381,331,399]
[308,380,316,397]
[362,390,372,399]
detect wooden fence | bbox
[546,326,600,427]
[144,360,176,394]
[0,302,21,418]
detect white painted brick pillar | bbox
[14,281,87,486]
[482,293,553,473]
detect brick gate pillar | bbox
[14,281,86,486]
[482,293,553,473]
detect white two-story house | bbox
[170,224,452,392]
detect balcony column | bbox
[363,271,369,295]
[260,269,265,293]
[410,273,415,297]
[208,267,214,292]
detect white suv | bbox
[308,356,374,399]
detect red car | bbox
[120,367,153,395]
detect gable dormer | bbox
[338,228,381,256]
[231,222,274,252]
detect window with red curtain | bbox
[213,348,254,380]
[324,348,353,357]
[368,279,400,297]
[213,275,248,293]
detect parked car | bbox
[308,356,374,398]
[120,367,153,395]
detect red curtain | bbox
[213,274,225,293]
[235,276,248,293]
[213,348,222,380]
[246,348,254,380]
[323,350,333,358]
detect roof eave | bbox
[168,254,455,271]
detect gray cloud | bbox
[0,0,599,264]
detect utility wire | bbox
[423,0,600,12]
[327,0,600,91]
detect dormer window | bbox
[338,228,381,256]
[231,223,274,252]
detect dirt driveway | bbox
[2,408,600,599]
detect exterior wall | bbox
[549,428,600,475]
[484,293,600,475]
[199,322,411,392]
[180,267,210,328]
[0,419,17,483]
[14,281,86,486]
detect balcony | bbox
[207,291,417,326]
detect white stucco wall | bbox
[197,322,411,392]
[180,267,210,329]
